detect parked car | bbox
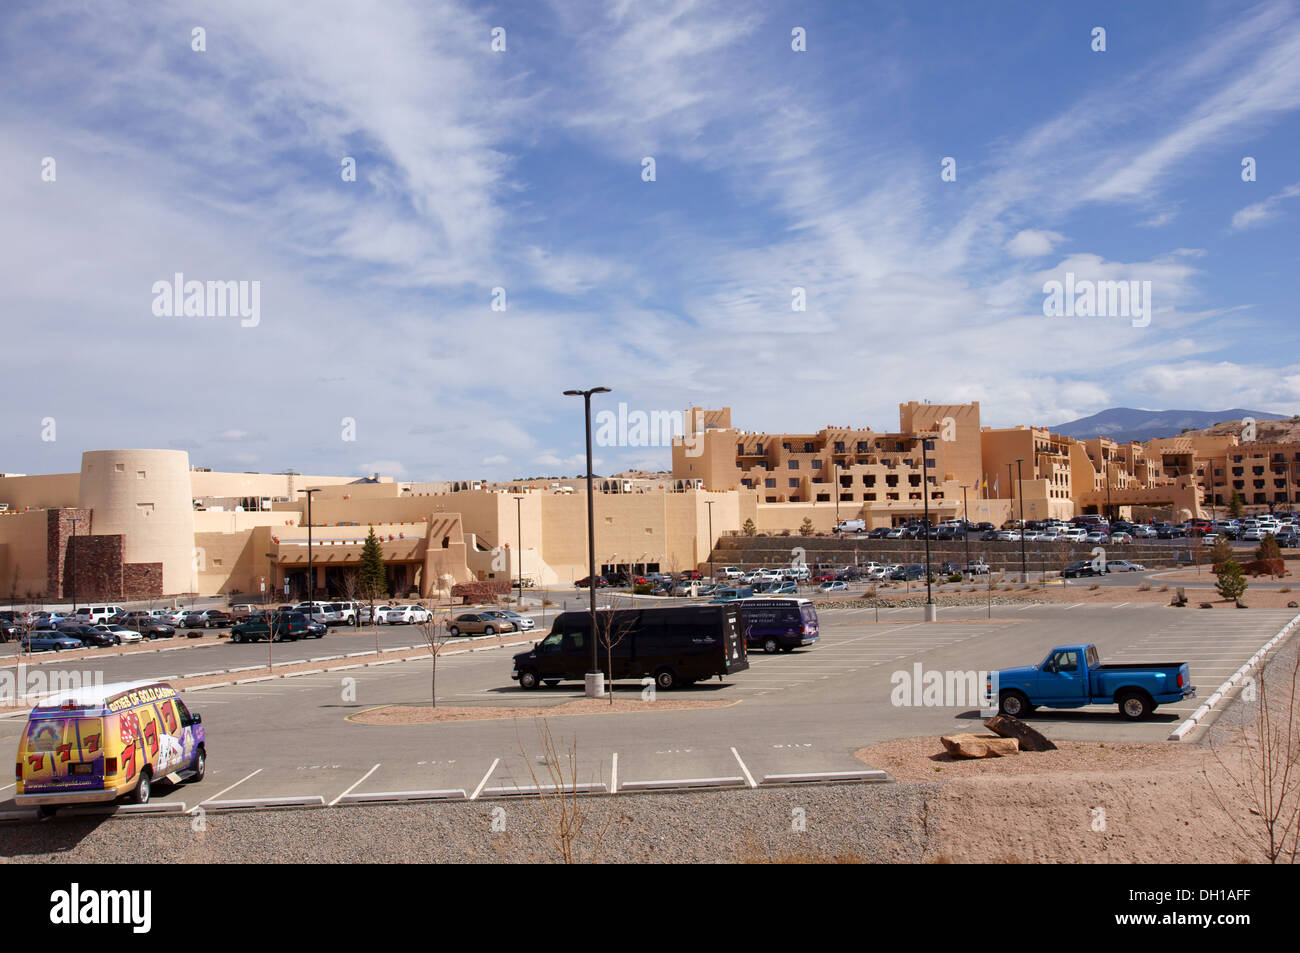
[22,631,85,652]
[94,623,143,644]
[709,587,756,603]
[993,643,1194,721]
[57,623,120,647]
[230,611,313,642]
[1062,560,1107,578]
[574,575,610,588]
[817,580,848,593]
[1104,560,1146,573]
[184,609,232,629]
[965,560,991,574]
[448,612,515,637]
[889,565,926,581]
[378,604,432,625]
[486,609,535,632]
[71,605,126,625]
[119,614,177,639]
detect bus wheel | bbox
[36,805,58,820]
[518,669,540,690]
[764,638,779,654]
[654,667,677,691]
[130,768,152,804]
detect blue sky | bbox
[2,0,1298,482]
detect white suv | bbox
[74,605,126,625]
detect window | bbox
[136,470,146,480]
[803,442,814,453]
[811,460,822,470]
[788,478,799,488]
[765,478,776,489]
[114,463,124,472]
[788,460,799,470]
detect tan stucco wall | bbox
[0,509,49,598]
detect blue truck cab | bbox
[992,643,1194,721]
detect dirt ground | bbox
[855,724,1293,863]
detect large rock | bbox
[940,733,1019,758]
[983,714,1058,752]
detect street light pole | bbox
[922,439,936,621]
[68,515,81,614]
[564,386,611,698]
[705,500,714,580]
[833,460,840,524]
[513,495,525,604]
[962,484,971,574]
[304,488,319,606]
[1015,458,1027,580]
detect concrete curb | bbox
[337,789,467,804]
[1169,612,1300,741]
[620,776,746,791]
[761,769,889,785]
[201,795,327,811]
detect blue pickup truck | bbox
[991,643,1194,721]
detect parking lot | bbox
[2,601,1294,818]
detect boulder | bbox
[983,714,1058,752]
[940,733,1019,758]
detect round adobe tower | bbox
[77,450,197,595]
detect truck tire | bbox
[188,746,206,783]
[763,637,780,654]
[233,632,244,643]
[518,669,540,690]
[1117,691,1152,721]
[999,690,1033,718]
[654,667,678,691]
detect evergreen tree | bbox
[1209,537,1234,567]
[1215,556,1247,603]
[1255,532,1281,563]
[1228,490,1245,519]
[358,528,387,624]
[742,518,757,537]
[799,517,814,536]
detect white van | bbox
[74,605,126,624]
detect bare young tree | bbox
[515,718,610,863]
[1206,650,1300,863]
[594,594,637,705]
[414,613,454,708]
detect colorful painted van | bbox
[15,680,205,812]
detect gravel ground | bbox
[0,783,932,864]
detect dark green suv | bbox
[230,611,312,643]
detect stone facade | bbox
[67,534,123,602]
[45,507,91,598]
[122,562,164,600]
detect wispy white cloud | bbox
[1231,182,1300,230]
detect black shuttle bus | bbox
[511,604,749,690]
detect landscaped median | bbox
[0,629,538,716]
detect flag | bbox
[993,475,999,496]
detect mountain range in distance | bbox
[1050,407,1293,444]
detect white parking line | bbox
[330,763,381,806]
[193,768,263,812]
[471,759,499,800]
[611,752,619,794]
[731,747,757,789]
